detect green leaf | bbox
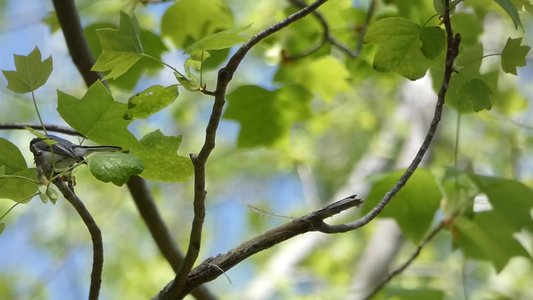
[0,223,5,235]
[494,0,522,29]
[0,138,27,173]
[274,56,349,101]
[361,169,442,243]
[92,11,143,79]
[420,26,446,59]
[383,287,445,300]
[1,47,53,93]
[124,85,178,120]
[87,152,144,186]
[161,0,233,48]
[501,37,530,75]
[185,28,248,53]
[457,79,492,112]
[433,0,445,15]
[131,130,193,182]
[224,85,312,148]
[0,168,38,203]
[365,17,434,80]
[57,80,139,148]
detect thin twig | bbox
[155,1,331,299]
[317,0,461,234]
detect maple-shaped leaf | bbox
[501,37,530,75]
[57,80,139,148]
[92,11,143,79]
[1,47,53,94]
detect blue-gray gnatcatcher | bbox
[30,134,121,177]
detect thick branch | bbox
[317,0,461,234]
[163,1,331,298]
[170,196,362,298]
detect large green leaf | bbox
[185,28,248,53]
[57,80,139,149]
[494,0,522,29]
[0,139,38,202]
[0,138,27,173]
[124,85,178,120]
[362,169,442,243]
[224,85,312,148]
[87,152,144,186]
[364,17,444,80]
[456,79,492,112]
[501,37,530,75]
[161,0,233,48]
[131,130,193,182]
[1,47,53,94]
[92,11,143,79]
[274,56,350,101]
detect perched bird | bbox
[30,134,121,178]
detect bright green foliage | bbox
[57,81,139,148]
[275,56,350,101]
[224,85,311,148]
[0,139,38,202]
[501,37,531,75]
[87,152,144,186]
[131,130,193,182]
[161,0,233,48]
[124,85,178,120]
[457,79,493,112]
[362,169,442,243]
[185,28,248,53]
[376,287,445,300]
[364,17,445,80]
[1,47,52,94]
[92,11,143,79]
[85,23,167,89]
[453,175,533,271]
[494,0,522,29]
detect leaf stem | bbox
[31,91,47,135]
[0,202,21,221]
[142,53,186,78]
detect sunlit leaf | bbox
[1,47,53,93]
[124,85,178,120]
[186,28,248,52]
[88,152,144,186]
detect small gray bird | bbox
[30,134,121,177]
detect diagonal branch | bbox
[316,0,461,234]
[158,1,331,298]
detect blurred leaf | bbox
[365,17,438,80]
[57,80,139,148]
[224,85,312,148]
[433,0,445,15]
[420,26,446,59]
[494,0,522,29]
[457,79,492,112]
[0,138,27,173]
[0,168,38,203]
[380,287,445,300]
[0,223,5,235]
[124,85,178,120]
[131,130,193,182]
[161,0,233,48]
[1,47,53,93]
[92,11,143,79]
[362,169,441,242]
[501,37,530,75]
[275,56,349,101]
[88,152,144,186]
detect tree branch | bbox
[0,123,81,136]
[159,1,331,298]
[316,0,461,234]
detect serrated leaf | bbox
[124,85,178,120]
[365,17,432,80]
[0,168,38,203]
[1,47,53,93]
[224,85,312,148]
[185,28,248,53]
[92,11,143,79]
[457,79,492,112]
[57,80,139,148]
[131,130,193,182]
[420,26,446,59]
[501,37,530,75]
[274,56,349,101]
[161,0,233,48]
[494,0,522,29]
[361,169,441,243]
[87,152,144,186]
